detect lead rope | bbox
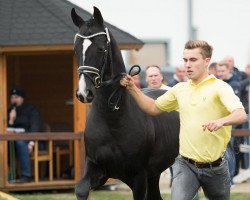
[107,65,141,111]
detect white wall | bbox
[193,0,250,69]
[70,0,250,70]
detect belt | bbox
[181,155,223,168]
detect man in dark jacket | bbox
[8,87,43,183]
[224,56,249,110]
[167,64,187,87]
[217,62,250,186]
[223,56,250,176]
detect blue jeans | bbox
[171,156,230,200]
[241,122,249,169]
[170,166,199,199]
[15,140,31,177]
[225,139,236,184]
[243,136,250,169]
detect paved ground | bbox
[0,191,18,200]
[230,180,250,193]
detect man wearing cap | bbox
[8,87,43,183]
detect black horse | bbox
[71,7,180,200]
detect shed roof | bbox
[0,0,143,50]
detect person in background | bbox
[216,62,240,187]
[242,63,250,177]
[120,40,247,199]
[223,56,248,81]
[166,63,192,195]
[208,62,218,75]
[232,63,250,183]
[168,64,187,87]
[216,62,247,97]
[245,64,250,76]
[144,64,176,196]
[217,61,250,184]
[145,65,171,90]
[223,56,250,179]
[8,87,43,183]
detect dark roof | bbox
[0,0,143,49]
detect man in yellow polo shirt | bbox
[120,40,247,200]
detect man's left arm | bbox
[202,108,247,132]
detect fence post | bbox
[0,53,7,188]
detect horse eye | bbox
[97,47,105,52]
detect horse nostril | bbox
[76,90,85,103]
[86,90,94,101]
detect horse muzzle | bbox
[76,89,94,103]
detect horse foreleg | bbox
[75,159,107,200]
[75,159,91,200]
[146,174,162,200]
[130,171,148,200]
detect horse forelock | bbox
[85,18,104,33]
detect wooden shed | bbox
[0,0,143,191]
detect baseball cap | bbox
[10,87,25,98]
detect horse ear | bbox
[71,8,85,28]
[93,6,103,26]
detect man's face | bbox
[145,67,163,88]
[217,65,231,80]
[208,67,217,75]
[176,67,186,81]
[224,56,234,71]
[10,95,24,107]
[183,48,210,84]
[245,67,250,76]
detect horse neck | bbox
[93,84,131,116]
[93,33,128,113]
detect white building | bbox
[70,0,250,70]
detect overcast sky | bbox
[69,0,250,70]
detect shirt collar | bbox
[189,74,216,87]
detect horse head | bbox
[71,7,126,103]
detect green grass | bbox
[12,191,250,200]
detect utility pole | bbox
[188,0,196,40]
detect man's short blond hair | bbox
[184,40,213,59]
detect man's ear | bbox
[205,58,211,65]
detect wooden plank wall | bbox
[2,52,87,185]
[6,54,74,131]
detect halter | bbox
[74,27,141,111]
[74,27,111,88]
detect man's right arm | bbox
[120,74,163,116]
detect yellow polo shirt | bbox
[155,75,244,162]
